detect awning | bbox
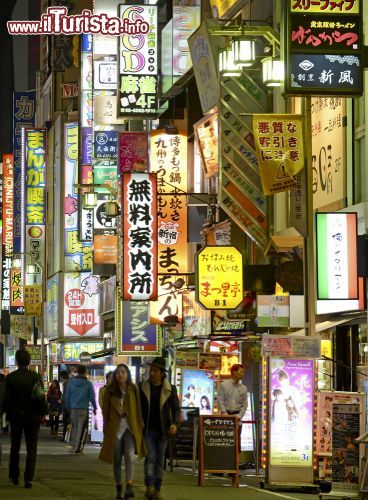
[290,312,367,336]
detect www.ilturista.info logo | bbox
[7,7,150,36]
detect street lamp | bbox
[74,183,119,213]
[262,57,284,87]
[231,38,256,67]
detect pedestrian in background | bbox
[59,370,70,442]
[100,364,147,499]
[65,364,96,455]
[218,363,248,487]
[0,373,5,464]
[4,348,48,489]
[140,357,180,500]
[98,371,114,410]
[47,380,62,436]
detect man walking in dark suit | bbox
[4,348,47,489]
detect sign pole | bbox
[303,97,316,337]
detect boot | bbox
[124,483,135,498]
[145,486,155,499]
[116,484,123,499]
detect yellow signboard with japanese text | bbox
[196,246,243,310]
[290,0,359,14]
[253,114,304,195]
[10,315,32,341]
[24,285,42,317]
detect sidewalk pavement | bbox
[0,428,321,499]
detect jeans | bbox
[49,413,60,433]
[70,409,89,452]
[113,430,135,484]
[144,430,168,491]
[9,419,40,483]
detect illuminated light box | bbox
[316,212,358,300]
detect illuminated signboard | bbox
[24,128,46,286]
[269,358,314,467]
[61,341,104,363]
[2,154,14,314]
[172,7,200,77]
[64,122,92,272]
[13,91,36,253]
[183,290,211,338]
[194,114,219,178]
[63,273,100,338]
[94,234,117,265]
[116,301,161,356]
[93,131,118,160]
[196,246,244,310]
[181,369,215,415]
[93,59,117,90]
[316,212,358,300]
[150,274,187,325]
[119,5,158,116]
[253,114,304,195]
[93,161,118,193]
[286,0,362,96]
[150,130,189,275]
[46,274,60,339]
[119,132,148,173]
[122,172,158,301]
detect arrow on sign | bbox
[67,309,98,336]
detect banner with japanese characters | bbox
[119,5,158,116]
[10,315,32,341]
[119,132,148,173]
[116,301,161,356]
[63,273,100,338]
[64,122,92,272]
[61,341,104,363]
[24,285,42,317]
[196,246,244,310]
[93,131,118,160]
[150,131,189,274]
[122,173,158,301]
[253,114,304,195]
[23,128,46,287]
[194,114,219,178]
[2,155,14,319]
[13,91,36,253]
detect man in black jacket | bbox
[4,348,47,489]
[140,357,180,500]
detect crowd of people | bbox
[0,349,180,500]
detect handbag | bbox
[31,378,45,401]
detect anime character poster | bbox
[181,369,214,415]
[269,358,314,467]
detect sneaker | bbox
[124,483,135,498]
[24,482,32,489]
[145,486,155,499]
[9,477,19,486]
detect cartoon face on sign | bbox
[81,274,100,297]
[95,202,117,228]
[99,63,117,84]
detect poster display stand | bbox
[198,415,239,486]
[263,356,318,493]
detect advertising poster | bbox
[269,358,314,467]
[194,114,219,178]
[181,369,215,415]
[91,382,104,443]
[199,354,221,371]
[332,404,360,490]
[182,290,211,338]
[119,132,148,173]
[316,392,363,457]
[63,273,100,338]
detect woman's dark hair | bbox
[187,384,195,391]
[278,370,289,381]
[200,395,211,409]
[51,380,61,397]
[110,364,133,397]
